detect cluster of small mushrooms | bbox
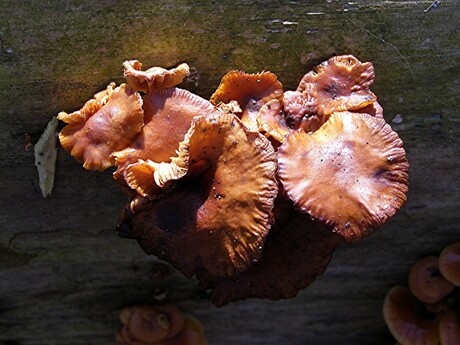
[58,55,409,305]
[116,304,206,345]
[383,242,460,345]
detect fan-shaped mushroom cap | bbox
[210,70,283,131]
[277,111,409,241]
[256,99,290,143]
[408,255,455,304]
[197,204,340,306]
[123,60,190,93]
[383,286,440,345]
[58,83,144,171]
[117,113,278,277]
[439,310,460,345]
[112,88,218,192]
[116,304,186,345]
[439,242,460,286]
[297,55,376,117]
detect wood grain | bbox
[1,0,459,344]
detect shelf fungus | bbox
[57,56,409,304]
[116,304,207,345]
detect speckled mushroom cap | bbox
[112,88,218,189]
[197,200,340,306]
[256,99,290,143]
[210,70,283,131]
[408,256,455,304]
[439,242,460,286]
[277,111,409,241]
[58,83,144,171]
[297,55,376,115]
[117,113,278,277]
[123,60,190,93]
[383,286,440,345]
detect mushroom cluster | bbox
[383,242,460,344]
[116,304,207,345]
[58,55,409,305]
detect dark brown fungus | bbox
[278,111,409,241]
[197,199,340,306]
[117,113,278,277]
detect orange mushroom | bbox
[58,83,144,171]
[256,99,290,143]
[277,111,409,241]
[117,113,278,277]
[123,60,190,93]
[383,286,440,345]
[297,55,376,117]
[439,242,460,286]
[408,255,455,304]
[210,70,283,131]
[112,87,219,194]
[197,199,340,306]
[116,304,206,345]
[439,310,460,345]
[282,84,321,132]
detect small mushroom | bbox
[123,60,190,93]
[210,70,283,131]
[383,286,440,345]
[297,55,376,117]
[282,84,321,132]
[116,304,207,345]
[58,83,144,171]
[439,242,460,286]
[197,200,340,306]
[112,87,218,194]
[117,113,278,277]
[116,304,185,345]
[277,111,409,241]
[439,310,460,345]
[256,99,290,143]
[408,255,455,304]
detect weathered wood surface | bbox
[1,0,459,344]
